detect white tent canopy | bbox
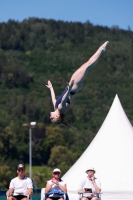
[62,94,133,200]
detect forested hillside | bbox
[0,18,133,188]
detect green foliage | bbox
[0,18,133,188]
[48,145,78,174]
[0,166,13,189]
[25,165,53,188]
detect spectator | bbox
[6,164,33,200]
[78,167,101,200]
[45,168,67,200]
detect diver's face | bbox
[50,112,59,123]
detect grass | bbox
[25,165,53,188]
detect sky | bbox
[0,0,133,31]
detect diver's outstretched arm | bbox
[46,80,56,108]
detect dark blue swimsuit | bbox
[55,87,76,108]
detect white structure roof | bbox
[62,94,133,200]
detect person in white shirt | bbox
[78,167,101,200]
[6,164,33,200]
[45,168,67,200]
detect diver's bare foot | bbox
[100,41,109,52]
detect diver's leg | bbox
[70,41,109,91]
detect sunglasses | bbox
[18,168,24,172]
[53,172,60,175]
[87,170,94,172]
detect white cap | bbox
[17,164,25,169]
[85,167,96,173]
[53,168,61,173]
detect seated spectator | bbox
[6,164,33,200]
[45,168,67,200]
[78,167,101,200]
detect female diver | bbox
[46,41,109,126]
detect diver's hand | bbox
[46,80,53,89]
